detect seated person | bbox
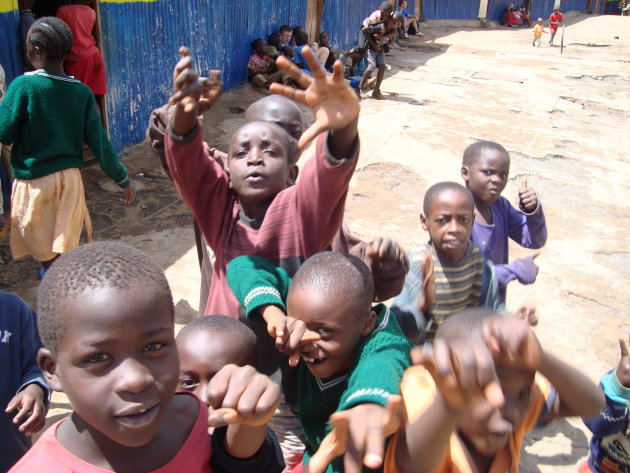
[247,38,283,89]
[294,30,325,74]
[9,241,284,473]
[280,46,294,61]
[318,31,336,71]
[390,182,503,343]
[227,252,412,473]
[398,0,423,37]
[279,24,292,48]
[391,308,604,473]
[267,32,281,59]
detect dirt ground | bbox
[1,12,628,471]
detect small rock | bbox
[614,36,619,39]
[140,204,148,210]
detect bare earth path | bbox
[1,13,628,471]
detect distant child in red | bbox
[56,0,106,97]
[548,7,563,46]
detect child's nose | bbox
[113,358,154,394]
[247,147,264,164]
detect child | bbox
[0,18,135,274]
[461,140,547,302]
[294,31,327,74]
[10,241,284,473]
[176,315,258,402]
[398,0,423,37]
[279,25,292,48]
[165,46,360,318]
[548,7,563,46]
[358,12,403,100]
[391,182,503,343]
[391,308,605,473]
[267,33,281,59]
[318,31,336,71]
[582,335,630,473]
[227,252,412,473]
[56,1,107,110]
[532,18,545,47]
[1,292,49,472]
[248,38,284,89]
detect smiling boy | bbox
[227,252,412,473]
[391,182,503,343]
[9,242,284,473]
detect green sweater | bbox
[0,70,129,187]
[228,255,412,473]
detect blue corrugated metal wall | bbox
[423,0,480,19]
[321,0,376,50]
[99,0,310,151]
[0,9,22,85]
[486,0,585,20]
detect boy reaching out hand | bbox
[391,308,604,473]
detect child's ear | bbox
[461,165,469,183]
[361,310,378,336]
[420,213,429,232]
[287,164,299,186]
[38,348,63,392]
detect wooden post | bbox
[305,0,323,44]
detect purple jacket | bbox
[470,196,547,301]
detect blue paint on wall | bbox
[99,0,313,151]
[0,10,22,85]
[423,0,479,19]
[486,0,585,21]
[321,0,376,50]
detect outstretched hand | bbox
[365,238,408,277]
[411,340,504,412]
[617,335,630,388]
[261,305,320,367]
[169,47,224,136]
[482,315,543,372]
[205,364,280,428]
[518,176,539,213]
[304,396,403,473]
[270,46,360,150]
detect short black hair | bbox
[281,46,294,57]
[279,24,292,34]
[177,315,257,367]
[295,30,309,46]
[267,33,281,49]
[435,307,497,343]
[37,241,173,352]
[28,17,73,62]
[462,140,509,166]
[290,252,374,317]
[230,120,298,165]
[423,181,474,215]
[252,38,266,50]
[380,1,394,12]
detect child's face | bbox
[41,285,178,448]
[176,331,244,404]
[461,149,510,205]
[255,40,268,55]
[287,286,375,379]
[281,31,292,45]
[421,189,474,263]
[227,122,297,214]
[319,32,329,46]
[457,366,534,457]
[400,0,408,7]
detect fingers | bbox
[305,413,349,473]
[274,55,313,89]
[172,47,191,84]
[381,395,403,435]
[301,46,327,81]
[18,402,46,435]
[620,338,629,358]
[521,176,528,190]
[5,394,20,414]
[359,414,385,471]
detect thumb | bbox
[300,330,322,345]
[520,176,528,191]
[530,250,541,260]
[298,122,325,150]
[620,338,629,358]
[5,396,19,413]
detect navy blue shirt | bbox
[0,292,49,473]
